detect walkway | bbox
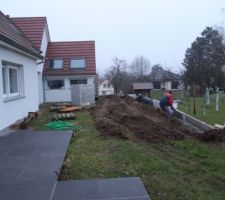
[0,130,151,200]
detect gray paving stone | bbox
[16,167,58,183]
[0,155,31,168]
[0,166,24,184]
[0,130,72,200]
[0,181,55,200]
[52,177,151,200]
[29,153,64,169]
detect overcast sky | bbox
[1,0,225,74]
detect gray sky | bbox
[1,0,225,74]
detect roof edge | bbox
[0,34,43,59]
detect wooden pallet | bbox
[52,112,76,120]
[59,106,81,113]
[50,106,67,112]
[52,102,73,107]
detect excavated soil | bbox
[91,96,225,142]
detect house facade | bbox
[0,12,43,131]
[149,66,181,90]
[0,11,96,131]
[133,82,153,97]
[12,16,96,105]
[11,17,51,104]
[43,41,96,104]
[98,79,114,96]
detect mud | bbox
[91,96,225,142]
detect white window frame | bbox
[47,80,65,89]
[2,66,7,98]
[70,58,86,69]
[2,62,23,100]
[48,59,63,69]
[8,66,19,97]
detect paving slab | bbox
[0,130,72,200]
[52,177,151,200]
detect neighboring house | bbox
[133,82,153,97]
[149,66,181,90]
[43,41,96,105]
[98,79,114,96]
[11,17,50,104]
[12,16,96,106]
[0,11,43,130]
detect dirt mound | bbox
[91,96,192,142]
[196,129,225,142]
[91,96,225,142]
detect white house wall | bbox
[44,76,95,102]
[0,46,39,131]
[98,80,114,96]
[37,25,50,104]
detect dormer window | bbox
[49,59,63,69]
[70,59,86,69]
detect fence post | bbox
[206,87,210,105]
[215,87,219,112]
[193,84,196,115]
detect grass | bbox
[151,90,225,125]
[29,103,52,130]
[30,104,225,200]
[59,111,225,200]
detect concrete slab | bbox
[0,130,72,200]
[52,177,151,200]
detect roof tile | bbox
[43,41,96,76]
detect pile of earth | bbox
[91,96,225,142]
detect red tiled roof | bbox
[11,17,48,50]
[0,11,42,59]
[43,41,96,76]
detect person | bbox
[159,90,175,118]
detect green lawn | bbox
[58,110,225,200]
[29,104,225,200]
[151,90,225,125]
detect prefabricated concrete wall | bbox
[174,110,214,132]
[44,76,96,103]
[71,84,95,106]
[0,46,39,131]
[81,84,95,105]
[44,78,71,102]
[134,95,213,132]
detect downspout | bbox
[37,59,45,103]
[37,60,44,65]
[42,76,46,103]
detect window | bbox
[9,67,19,95]
[70,79,87,84]
[47,80,64,89]
[70,59,86,68]
[172,81,179,89]
[2,67,6,94]
[103,84,106,88]
[153,81,161,89]
[2,63,23,99]
[49,59,63,69]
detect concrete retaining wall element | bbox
[133,94,213,132]
[174,110,214,132]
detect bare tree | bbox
[105,57,127,95]
[129,56,151,81]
